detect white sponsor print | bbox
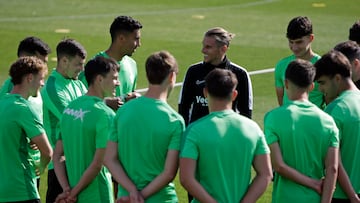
[63,108,90,122]
[196,96,208,106]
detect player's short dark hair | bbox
[205,68,238,99]
[56,38,87,60]
[17,36,51,57]
[349,20,360,44]
[334,40,360,63]
[286,16,313,40]
[85,56,119,86]
[145,51,178,84]
[315,50,352,80]
[10,56,47,85]
[286,59,315,88]
[110,16,143,42]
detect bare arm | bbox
[241,154,273,203]
[104,97,123,111]
[31,133,52,175]
[69,148,106,199]
[337,154,360,203]
[179,158,217,203]
[140,150,179,199]
[104,141,143,203]
[275,87,284,106]
[269,142,323,193]
[53,140,71,193]
[321,147,338,203]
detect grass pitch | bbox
[0,0,359,202]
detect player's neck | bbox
[144,85,168,102]
[106,47,125,61]
[208,99,232,113]
[11,85,30,99]
[341,78,358,92]
[288,91,309,102]
[297,49,315,61]
[86,86,104,99]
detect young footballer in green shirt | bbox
[275,16,324,108]
[105,51,185,203]
[79,15,143,111]
[0,36,51,190]
[53,56,119,203]
[334,40,360,90]
[265,59,339,203]
[0,57,52,202]
[315,50,360,203]
[180,68,272,203]
[41,38,87,203]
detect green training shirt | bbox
[274,54,324,109]
[41,70,87,169]
[109,96,185,202]
[181,110,270,203]
[265,100,339,203]
[79,52,137,98]
[325,90,360,199]
[0,77,42,178]
[58,95,114,202]
[0,94,45,201]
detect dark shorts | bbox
[46,169,62,203]
[332,194,360,203]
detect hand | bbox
[105,97,124,111]
[55,191,70,203]
[313,178,324,194]
[116,196,130,203]
[34,161,45,176]
[55,187,76,203]
[29,141,38,150]
[125,92,141,102]
[350,195,360,203]
[129,190,144,203]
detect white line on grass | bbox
[136,67,275,93]
[0,0,278,22]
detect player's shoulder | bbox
[228,62,248,74]
[264,105,288,120]
[186,62,204,72]
[122,55,136,63]
[275,55,295,67]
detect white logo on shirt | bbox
[196,96,208,106]
[63,108,90,122]
[195,80,205,85]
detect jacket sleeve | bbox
[178,68,194,126]
[234,70,253,119]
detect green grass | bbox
[1,0,359,202]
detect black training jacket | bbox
[178,56,253,126]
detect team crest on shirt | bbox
[63,107,90,122]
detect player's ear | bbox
[309,34,314,42]
[24,73,34,84]
[308,82,315,92]
[220,44,228,53]
[168,71,176,84]
[231,89,238,101]
[285,79,289,89]
[203,87,208,98]
[334,73,342,83]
